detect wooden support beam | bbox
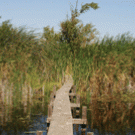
[50,102,80,108]
[47,118,87,124]
[71,103,80,108]
[73,118,87,124]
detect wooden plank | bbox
[47,118,87,125]
[73,118,87,124]
[47,75,74,135]
[71,103,80,108]
[47,106,86,125]
[69,93,76,96]
[49,102,80,108]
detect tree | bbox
[58,0,100,54]
[41,0,100,57]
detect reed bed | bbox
[0,18,135,134]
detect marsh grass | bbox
[0,20,65,131]
[0,18,135,134]
[68,32,135,134]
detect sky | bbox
[0,0,135,44]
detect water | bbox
[0,114,135,135]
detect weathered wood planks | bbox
[47,75,74,135]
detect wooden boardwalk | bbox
[47,75,74,135]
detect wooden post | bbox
[48,104,53,118]
[82,106,87,119]
[81,106,87,135]
[36,131,43,135]
[87,132,94,135]
[76,94,80,104]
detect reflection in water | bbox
[0,97,135,135]
[86,98,135,135]
[0,108,135,134]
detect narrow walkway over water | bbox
[48,75,74,135]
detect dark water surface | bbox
[0,114,135,135]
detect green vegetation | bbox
[0,0,135,134]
